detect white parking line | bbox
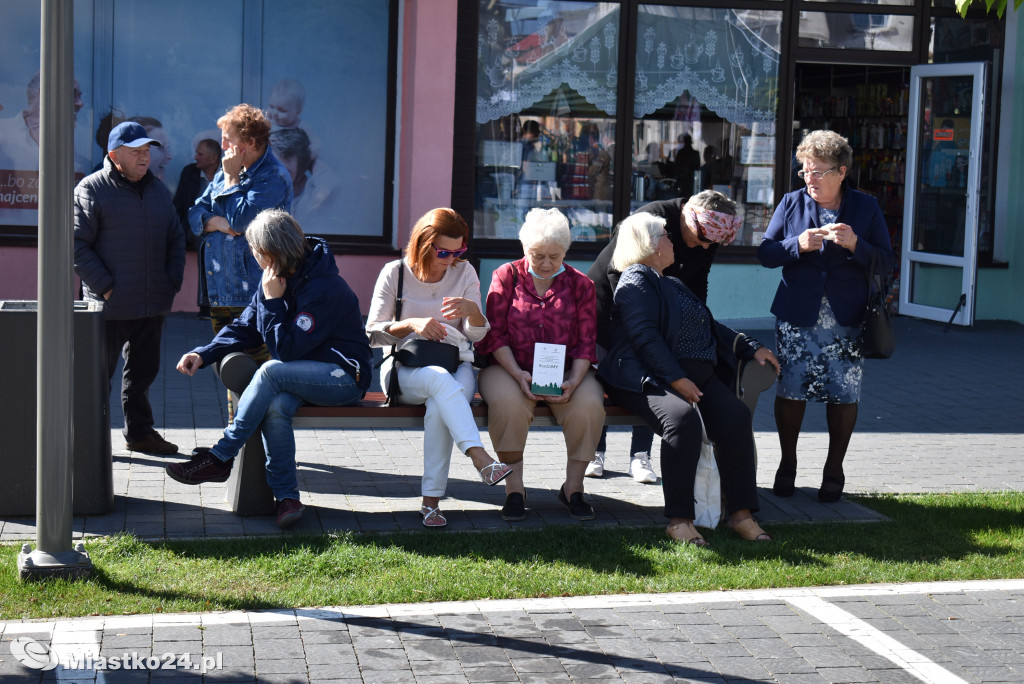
[787,595,968,684]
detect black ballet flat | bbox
[772,468,796,497]
[818,474,845,503]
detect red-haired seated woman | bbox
[366,208,512,528]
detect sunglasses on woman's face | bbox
[693,218,715,244]
[431,243,468,259]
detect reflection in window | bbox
[262,1,392,238]
[632,6,782,247]
[799,12,914,51]
[805,0,912,5]
[930,15,1003,258]
[475,2,619,243]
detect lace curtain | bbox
[477,5,781,134]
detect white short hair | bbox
[611,212,666,272]
[519,208,571,252]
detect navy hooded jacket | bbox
[191,236,371,391]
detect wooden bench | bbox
[215,354,776,516]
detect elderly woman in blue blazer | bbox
[757,130,894,503]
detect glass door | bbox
[900,62,985,326]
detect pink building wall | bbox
[0,0,457,316]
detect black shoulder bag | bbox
[862,252,895,359]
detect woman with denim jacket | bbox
[189,104,293,336]
[598,212,780,547]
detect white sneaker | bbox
[585,452,605,478]
[629,453,657,483]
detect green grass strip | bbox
[2,492,1022,620]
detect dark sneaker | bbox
[276,498,304,529]
[558,485,595,521]
[126,431,179,455]
[501,492,527,521]
[165,448,232,485]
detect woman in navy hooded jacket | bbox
[757,130,894,503]
[167,209,371,529]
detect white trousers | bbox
[388,362,482,497]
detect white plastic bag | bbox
[692,404,723,529]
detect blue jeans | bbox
[210,359,363,502]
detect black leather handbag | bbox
[862,252,895,359]
[395,339,460,373]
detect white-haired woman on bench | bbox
[598,211,780,546]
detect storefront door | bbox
[900,62,986,326]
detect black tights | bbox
[774,397,858,479]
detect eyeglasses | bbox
[431,243,468,260]
[797,168,838,181]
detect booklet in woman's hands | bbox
[531,343,565,396]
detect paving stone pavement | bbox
[3,313,1021,542]
[1,314,1022,682]
[1,579,1023,683]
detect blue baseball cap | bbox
[107,121,162,152]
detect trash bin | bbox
[0,300,113,515]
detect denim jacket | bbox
[189,147,293,307]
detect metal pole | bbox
[18,0,92,580]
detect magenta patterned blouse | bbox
[477,257,598,370]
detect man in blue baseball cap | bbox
[73,121,186,455]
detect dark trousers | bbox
[606,360,759,520]
[104,316,165,441]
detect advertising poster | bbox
[0,0,94,226]
[0,0,392,239]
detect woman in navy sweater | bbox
[758,130,894,503]
[167,209,371,529]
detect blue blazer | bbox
[758,187,894,327]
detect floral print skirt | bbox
[776,295,863,404]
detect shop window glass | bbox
[110,0,244,189]
[632,6,782,247]
[0,0,95,228]
[799,12,914,51]
[930,15,1004,260]
[805,0,912,5]
[475,1,619,243]
[261,2,392,239]
[0,0,395,240]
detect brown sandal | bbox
[666,522,709,547]
[729,517,772,542]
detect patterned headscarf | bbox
[685,205,742,245]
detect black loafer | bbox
[772,468,797,497]
[818,474,845,503]
[501,492,526,521]
[558,485,595,521]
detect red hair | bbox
[217,104,271,149]
[405,208,469,281]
